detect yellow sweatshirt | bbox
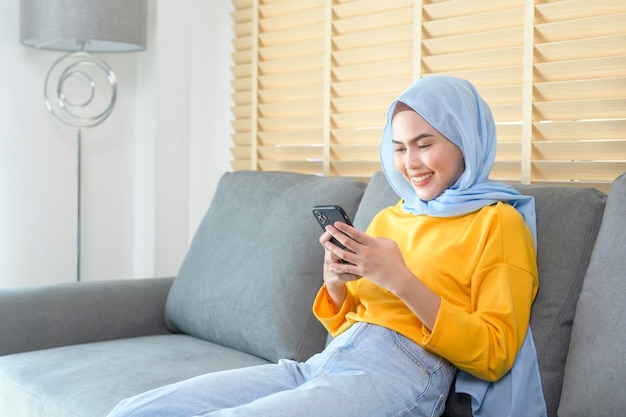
[313,200,538,381]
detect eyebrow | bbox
[391,133,435,144]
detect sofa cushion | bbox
[0,334,269,417]
[165,171,367,363]
[514,183,606,416]
[352,171,400,231]
[558,173,626,417]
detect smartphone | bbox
[312,205,354,250]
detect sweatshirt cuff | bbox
[312,285,354,336]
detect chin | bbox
[413,189,437,201]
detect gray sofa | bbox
[0,170,624,417]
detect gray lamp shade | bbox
[20,0,147,53]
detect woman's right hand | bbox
[319,227,360,311]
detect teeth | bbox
[413,173,433,182]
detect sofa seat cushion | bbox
[166,171,367,364]
[558,173,626,417]
[0,334,270,417]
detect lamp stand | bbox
[44,50,117,282]
[76,127,82,282]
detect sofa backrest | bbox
[514,183,606,416]
[355,172,608,417]
[165,171,367,363]
[352,171,400,231]
[558,172,626,417]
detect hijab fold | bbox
[380,76,546,417]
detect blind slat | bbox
[535,77,626,101]
[423,7,523,38]
[423,27,523,55]
[495,123,523,142]
[334,25,412,50]
[496,142,522,160]
[533,140,626,161]
[332,94,397,113]
[332,112,387,130]
[259,100,324,117]
[230,146,251,159]
[260,25,325,47]
[333,42,413,66]
[259,38,325,60]
[534,98,626,121]
[259,69,324,88]
[333,59,412,82]
[259,0,324,19]
[536,14,626,43]
[231,63,252,78]
[258,115,324,131]
[329,160,383,177]
[332,145,380,160]
[258,160,323,175]
[423,0,523,21]
[535,56,626,82]
[535,0,626,22]
[258,145,323,160]
[332,128,383,144]
[333,0,412,20]
[533,119,626,141]
[259,54,324,74]
[332,78,412,98]
[533,161,626,182]
[231,91,252,106]
[333,8,412,34]
[491,161,523,180]
[258,131,321,145]
[422,46,523,73]
[258,84,324,103]
[534,34,626,62]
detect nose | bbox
[405,147,423,169]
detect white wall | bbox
[0,1,233,287]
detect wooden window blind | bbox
[231,0,626,192]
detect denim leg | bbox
[108,323,456,417]
[107,361,306,417]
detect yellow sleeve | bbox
[422,205,539,381]
[312,284,358,336]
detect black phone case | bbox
[312,205,353,250]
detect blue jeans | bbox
[108,323,456,417]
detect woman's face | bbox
[391,108,465,201]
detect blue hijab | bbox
[380,76,546,417]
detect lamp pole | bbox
[43,50,117,282]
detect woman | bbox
[108,76,546,417]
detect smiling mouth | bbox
[411,173,433,184]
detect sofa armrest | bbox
[0,277,175,356]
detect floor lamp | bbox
[19,0,147,282]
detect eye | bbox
[393,146,406,154]
[417,143,432,150]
